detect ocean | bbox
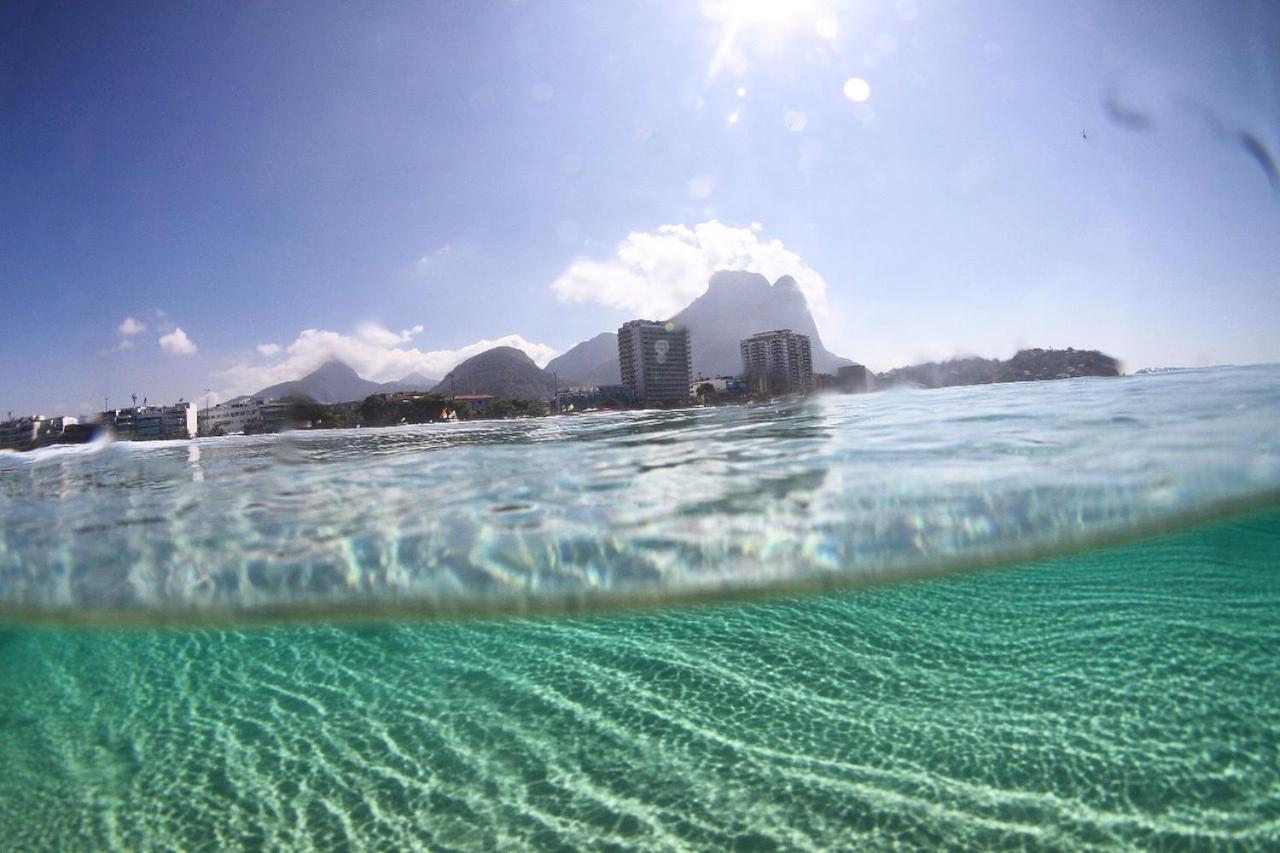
[1,366,1277,848]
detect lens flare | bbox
[843,77,872,103]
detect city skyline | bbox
[3,0,1279,416]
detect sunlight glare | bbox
[843,77,871,103]
[701,0,830,81]
[705,0,812,32]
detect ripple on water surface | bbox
[0,509,1277,849]
[0,366,1278,623]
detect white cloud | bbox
[415,244,452,275]
[353,321,425,348]
[159,328,197,355]
[256,343,282,356]
[117,316,146,337]
[214,324,557,397]
[550,219,829,325]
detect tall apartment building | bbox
[740,329,814,395]
[617,320,692,405]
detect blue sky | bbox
[2,0,1278,415]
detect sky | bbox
[1,0,1278,416]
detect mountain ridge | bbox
[253,360,442,403]
[548,270,852,384]
[875,348,1121,388]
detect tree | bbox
[283,395,342,429]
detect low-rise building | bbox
[104,401,197,440]
[690,376,748,397]
[836,364,870,393]
[138,402,197,440]
[451,393,495,414]
[198,397,290,435]
[557,384,635,411]
[0,415,80,451]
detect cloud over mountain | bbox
[550,220,830,328]
[214,323,556,399]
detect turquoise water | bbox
[1,367,1279,847]
[0,509,1277,848]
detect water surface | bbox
[1,366,1277,623]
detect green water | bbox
[2,508,1276,850]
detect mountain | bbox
[430,346,555,401]
[547,270,853,385]
[254,362,443,403]
[545,332,621,386]
[670,271,851,376]
[254,360,387,403]
[876,348,1121,388]
[379,371,441,393]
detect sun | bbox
[700,0,832,80]
[710,0,810,31]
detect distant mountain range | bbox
[543,332,621,387]
[249,274,1118,406]
[875,348,1121,388]
[547,270,851,385]
[251,270,854,402]
[252,349,558,404]
[254,361,441,403]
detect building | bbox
[451,393,495,414]
[739,329,814,395]
[104,401,197,440]
[556,384,635,412]
[137,402,197,440]
[0,415,80,451]
[198,397,291,435]
[836,364,870,393]
[617,320,692,405]
[689,375,748,398]
[812,373,838,392]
